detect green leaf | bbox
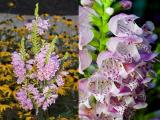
[92,1,103,16]
[156,44,160,52]
[101,0,112,7]
[31,21,40,55]
[63,52,69,60]
[35,3,39,19]
[45,36,57,64]
[84,65,97,77]
[89,95,97,108]
[20,37,29,60]
[89,38,99,49]
[91,15,101,27]
[101,21,109,33]
[92,29,100,39]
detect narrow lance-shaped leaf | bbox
[31,3,41,55]
[45,36,57,64]
[35,3,39,19]
[20,37,28,60]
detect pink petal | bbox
[108,106,118,113]
[95,102,108,116]
[79,49,92,74]
[123,63,136,73]
[108,13,142,37]
[141,77,152,84]
[133,102,148,109]
[79,104,94,120]
[107,37,141,62]
[140,53,158,61]
[96,51,112,68]
[81,0,93,6]
[79,25,94,50]
[119,86,132,96]
[79,78,89,92]
[79,6,94,49]
[142,21,155,32]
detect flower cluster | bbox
[16,84,60,111]
[79,13,158,120]
[35,44,60,81]
[25,17,50,35]
[11,52,26,84]
[11,6,64,111]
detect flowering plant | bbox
[79,0,158,119]
[11,3,64,113]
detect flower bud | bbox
[105,7,114,15]
[120,0,132,10]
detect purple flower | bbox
[35,44,60,81]
[81,0,93,6]
[16,88,33,110]
[106,37,141,63]
[25,17,50,35]
[79,49,92,74]
[11,52,26,84]
[120,0,132,10]
[79,6,94,50]
[142,21,158,43]
[79,13,157,119]
[56,75,64,86]
[43,54,60,80]
[16,84,59,111]
[42,94,58,110]
[42,84,58,110]
[108,13,143,37]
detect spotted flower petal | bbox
[107,37,141,63]
[97,51,113,68]
[108,13,143,37]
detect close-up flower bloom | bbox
[79,12,158,119]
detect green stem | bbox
[99,3,107,51]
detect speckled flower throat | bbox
[78,0,158,119]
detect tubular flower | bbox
[79,49,92,74]
[16,86,34,110]
[16,84,59,111]
[35,44,60,81]
[11,52,26,84]
[56,75,64,86]
[42,84,58,110]
[79,13,158,119]
[14,46,61,111]
[25,17,50,35]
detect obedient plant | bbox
[79,0,158,120]
[11,3,64,112]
